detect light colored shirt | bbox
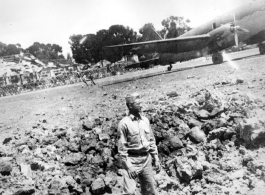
[118,114,158,168]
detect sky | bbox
[0,0,255,57]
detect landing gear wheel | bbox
[258,43,265,55]
[212,52,223,64]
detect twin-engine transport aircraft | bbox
[107,0,265,65]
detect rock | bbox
[173,117,184,126]
[187,117,202,128]
[91,177,106,194]
[30,162,45,171]
[68,141,80,152]
[101,148,112,160]
[93,127,102,134]
[238,117,262,146]
[33,148,43,158]
[207,127,227,141]
[81,139,97,153]
[62,175,77,187]
[168,135,183,150]
[175,157,203,182]
[166,91,179,98]
[82,187,92,195]
[54,139,66,149]
[91,154,104,166]
[177,123,190,139]
[215,118,228,128]
[42,136,58,145]
[94,118,102,126]
[189,127,206,143]
[82,173,94,187]
[158,142,171,155]
[0,161,12,176]
[235,78,244,84]
[229,169,245,180]
[13,188,35,195]
[66,128,77,138]
[251,129,265,147]
[63,153,84,165]
[249,180,265,195]
[98,133,110,142]
[154,170,179,190]
[194,109,210,119]
[82,120,93,131]
[55,130,67,138]
[201,120,217,134]
[20,163,32,178]
[0,147,6,157]
[49,177,68,194]
[223,128,236,140]
[14,138,29,147]
[191,185,203,194]
[176,162,193,182]
[229,113,244,118]
[75,175,81,184]
[247,157,265,173]
[19,145,32,155]
[203,168,228,185]
[104,176,113,186]
[40,118,47,123]
[195,95,205,105]
[3,137,12,145]
[221,80,231,85]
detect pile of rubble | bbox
[1,88,265,195]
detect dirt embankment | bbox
[0,55,265,195]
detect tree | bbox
[69,25,137,64]
[160,16,192,39]
[26,42,64,60]
[66,53,73,62]
[103,25,137,62]
[69,34,97,64]
[138,23,162,42]
[0,42,22,57]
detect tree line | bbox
[0,16,191,64]
[0,42,65,61]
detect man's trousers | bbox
[122,154,156,195]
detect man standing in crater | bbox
[118,92,161,195]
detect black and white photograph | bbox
[0,0,265,194]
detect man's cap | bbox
[125,92,140,104]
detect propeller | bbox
[231,14,250,49]
[233,14,239,48]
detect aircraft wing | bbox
[106,34,211,48]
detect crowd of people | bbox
[0,84,21,96]
[0,72,82,97]
[0,63,150,97]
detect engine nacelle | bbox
[208,23,250,52]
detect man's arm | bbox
[145,118,158,158]
[117,121,133,169]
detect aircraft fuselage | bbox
[157,0,265,64]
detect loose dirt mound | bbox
[1,88,265,195]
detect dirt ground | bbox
[0,49,265,194]
[1,50,265,143]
